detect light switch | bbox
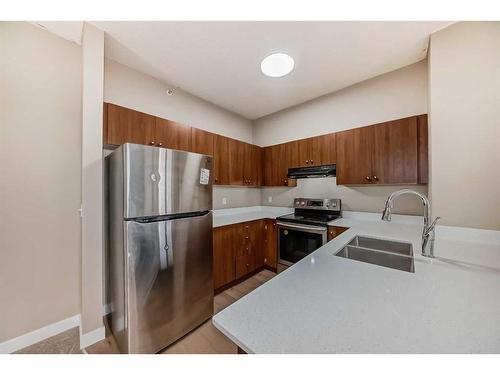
[222,197,227,205]
[268,196,273,203]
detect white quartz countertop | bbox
[212,212,500,353]
[212,206,293,227]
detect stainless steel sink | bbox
[335,236,414,273]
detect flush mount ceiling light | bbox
[260,53,294,78]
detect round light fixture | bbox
[260,53,294,78]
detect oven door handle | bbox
[277,222,327,234]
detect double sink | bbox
[335,236,415,273]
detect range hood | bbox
[287,164,336,179]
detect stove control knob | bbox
[326,203,330,207]
[301,201,305,206]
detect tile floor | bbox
[15,267,285,354]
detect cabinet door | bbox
[270,144,284,186]
[262,146,274,186]
[318,133,336,165]
[286,140,301,168]
[213,225,235,290]
[252,145,263,186]
[284,143,298,187]
[249,220,263,269]
[417,114,429,184]
[263,219,277,269]
[327,226,349,241]
[154,118,191,151]
[106,103,155,146]
[190,128,214,156]
[213,134,229,185]
[228,139,245,185]
[336,126,374,185]
[263,144,296,187]
[372,117,418,184]
[242,142,253,186]
[297,138,311,167]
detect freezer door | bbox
[120,212,213,354]
[123,143,213,219]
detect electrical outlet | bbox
[268,196,273,203]
[222,197,227,205]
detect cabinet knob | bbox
[283,179,287,185]
[373,175,378,181]
[305,160,309,164]
[157,142,163,147]
[215,178,218,183]
[365,176,371,181]
[150,141,155,145]
[310,160,314,164]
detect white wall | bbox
[0,22,82,342]
[80,22,105,344]
[428,22,500,230]
[255,61,429,215]
[261,179,428,215]
[104,59,253,143]
[254,60,428,146]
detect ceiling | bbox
[93,21,453,119]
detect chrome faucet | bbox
[381,189,440,257]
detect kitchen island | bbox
[212,213,500,353]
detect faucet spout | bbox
[380,189,439,257]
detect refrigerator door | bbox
[123,143,213,219]
[116,211,213,354]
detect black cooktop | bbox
[277,212,341,227]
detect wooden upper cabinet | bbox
[297,138,311,167]
[252,145,263,186]
[262,143,297,187]
[372,117,418,184]
[213,225,235,290]
[263,146,274,186]
[336,126,374,185]
[154,117,191,151]
[286,141,301,169]
[228,138,245,185]
[242,142,253,186]
[190,127,214,156]
[417,114,429,184]
[336,115,425,185]
[105,103,155,146]
[318,133,336,165]
[213,134,230,185]
[294,135,335,167]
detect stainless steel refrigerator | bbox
[106,143,213,354]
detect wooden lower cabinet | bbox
[213,219,274,291]
[213,225,236,290]
[263,219,278,269]
[327,225,349,241]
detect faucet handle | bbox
[424,217,441,236]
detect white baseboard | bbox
[0,303,111,353]
[79,325,106,349]
[0,314,81,354]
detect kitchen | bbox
[1,3,500,372]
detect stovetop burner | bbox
[277,198,342,227]
[277,212,341,227]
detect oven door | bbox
[277,222,327,266]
